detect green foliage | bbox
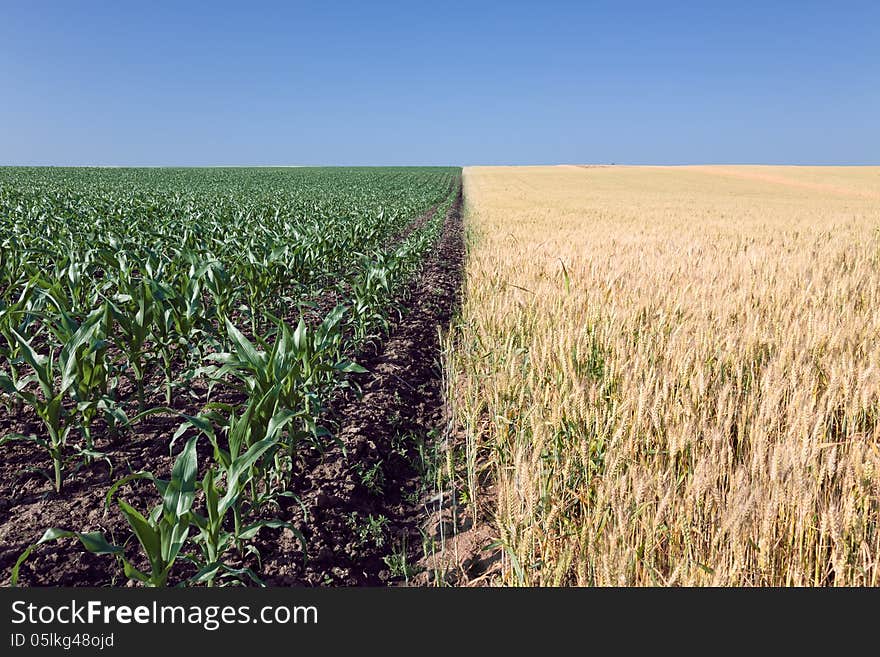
[14,437,200,587]
[2,166,460,585]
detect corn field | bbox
[0,166,460,586]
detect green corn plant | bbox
[173,397,309,585]
[103,436,199,586]
[146,280,180,406]
[350,255,394,340]
[189,427,303,585]
[208,310,365,463]
[0,300,25,416]
[12,437,199,587]
[240,251,275,335]
[166,267,207,358]
[58,256,94,311]
[0,311,103,492]
[108,282,154,411]
[203,261,235,326]
[43,303,116,458]
[175,392,293,539]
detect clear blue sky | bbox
[1,1,877,166]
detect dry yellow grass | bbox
[452,165,880,585]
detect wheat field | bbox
[451,165,880,585]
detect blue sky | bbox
[1,1,877,165]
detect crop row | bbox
[0,166,459,585]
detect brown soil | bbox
[412,434,502,586]
[1,182,471,587]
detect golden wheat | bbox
[453,165,880,586]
